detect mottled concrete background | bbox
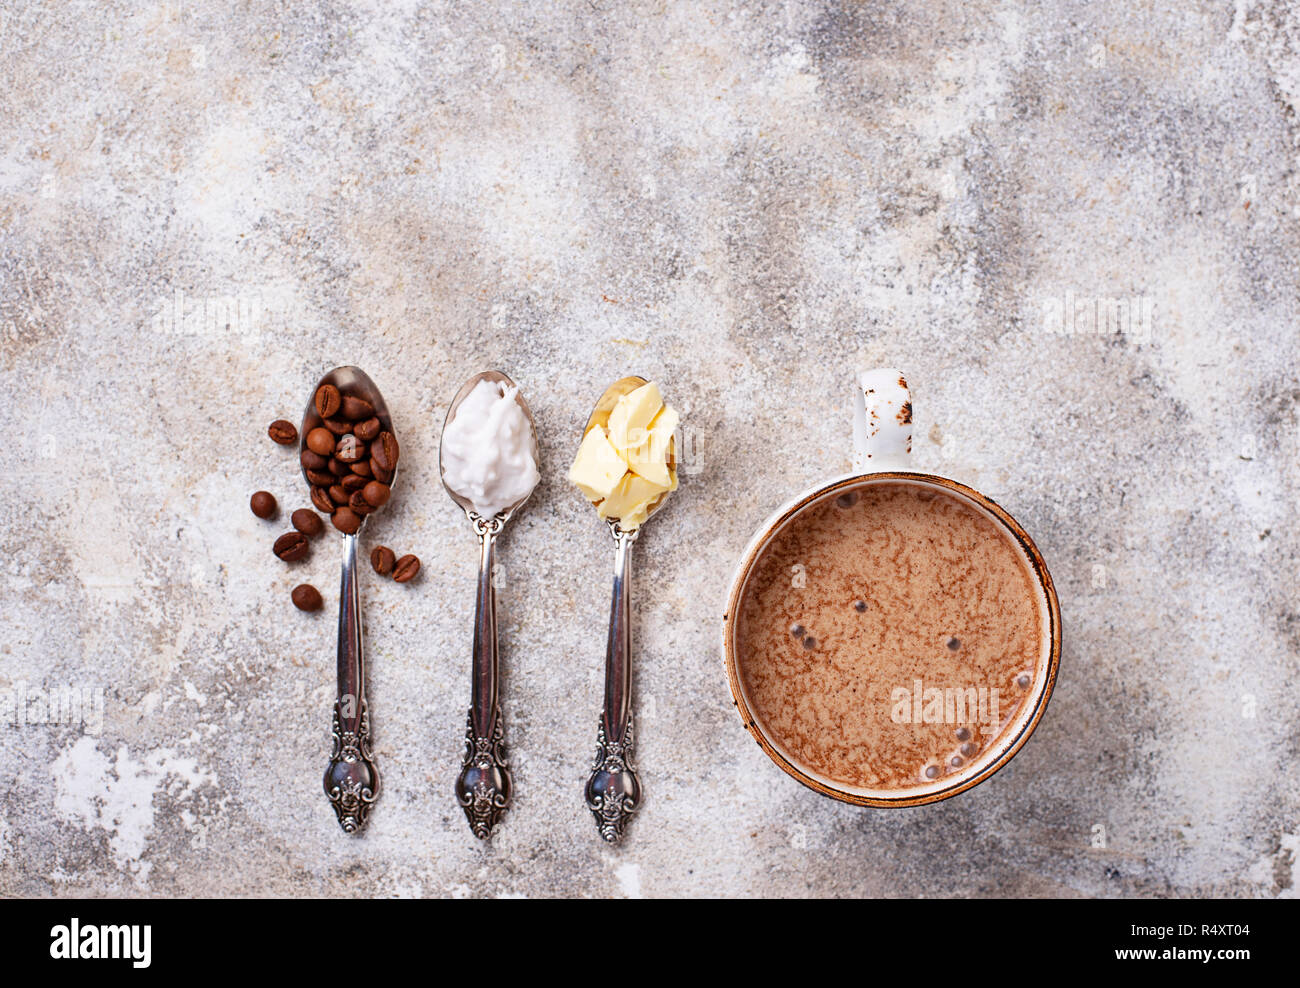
[0,0,1296,898]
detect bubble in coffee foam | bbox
[923,765,939,780]
[947,637,961,651]
[790,623,805,638]
[955,726,971,742]
[835,492,858,509]
[853,599,867,612]
[802,636,817,650]
[949,755,964,768]
[1016,673,1032,689]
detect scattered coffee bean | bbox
[323,416,351,436]
[250,491,277,519]
[310,487,336,514]
[341,395,374,421]
[392,553,420,583]
[348,490,374,515]
[369,458,394,484]
[315,384,340,418]
[306,427,335,456]
[354,417,380,441]
[328,484,349,506]
[350,459,372,478]
[268,420,298,445]
[306,468,334,487]
[331,507,361,534]
[300,447,329,471]
[327,456,350,477]
[334,434,366,463]
[362,480,390,507]
[341,473,367,494]
[273,531,309,562]
[370,545,395,576]
[291,508,324,537]
[371,431,399,472]
[291,584,323,612]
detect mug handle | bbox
[852,368,913,473]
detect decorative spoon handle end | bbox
[585,714,640,842]
[455,705,511,839]
[324,698,379,834]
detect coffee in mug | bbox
[722,370,1060,805]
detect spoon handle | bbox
[455,517,512,838]
[585,525,641,842]
[323,532,380,833]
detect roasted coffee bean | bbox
[268,420,298,445]
[331,507,361,534]
[291,584,323,612]
[250,491,277,519]
[371,431,399,472]
[348,490,374,515]
[328,484,349,506]
[392,554,420,583]
[291,508,324,537]
[273,531,309,562]
[315,384,340,418]
[328,456,350,477]
[341,473,367,494]
[323,416,351,436]
[370,545,396,576]
[354,417,380,441]
[362,480,391,508]
[369,458,394,484]
[341,395,374,421]
[300,447,329,471]
[334,434,366,463]
[350,459,372,478]
[306,427,335,456]
[306,468,334,487]
[311,486,336,514]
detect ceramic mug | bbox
[721,369,1062,806]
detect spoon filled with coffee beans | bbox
[299,366,400,834]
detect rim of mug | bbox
[721,470,1062,808]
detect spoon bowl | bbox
[581,375,678,527]
[440,369,539,521]
[300,365,399,527]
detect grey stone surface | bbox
[0,0,1297,897]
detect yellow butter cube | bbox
[569,426,628,502]
[626,405,678,488]
[596,472,665,528]
[607,382,663,452]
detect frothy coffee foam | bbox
[735,481,1043,792]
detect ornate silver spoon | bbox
[439,370,540,839]
[300,365,397,835]
[577,376,677,842]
